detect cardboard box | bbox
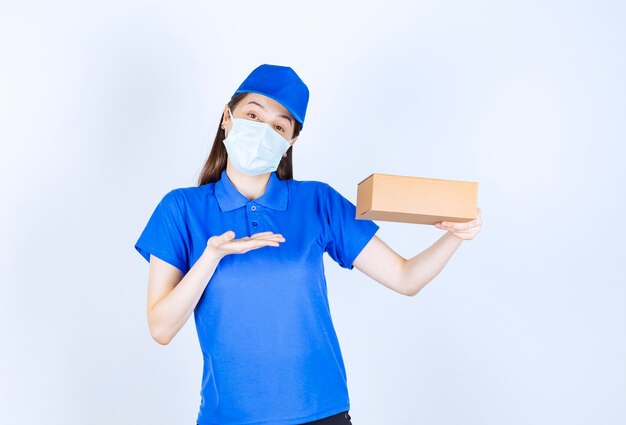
[356,173,478,225]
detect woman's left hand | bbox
[435,207,482,241]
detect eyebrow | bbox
[246,101,293,127]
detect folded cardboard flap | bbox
[356,173,478,225]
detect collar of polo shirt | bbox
[214,168,288,212]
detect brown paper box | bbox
[356,173,478,225]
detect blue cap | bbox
[232,64,309,128]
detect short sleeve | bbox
[321,183,380,270]
[134,189,190,275]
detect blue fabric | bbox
[134,169,379,425]
[233,64,310,128]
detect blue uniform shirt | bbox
[134,169,380,425]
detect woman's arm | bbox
[147,250,221,345]
[353,209,482,297]
[146,231,286,345]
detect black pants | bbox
[300,410,352,424]
[196,410,352,425]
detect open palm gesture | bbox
[206,230,286,259]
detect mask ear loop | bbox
[284,135,296,159]
[222,108,233,138]
[224,108,239,138]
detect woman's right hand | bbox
[204,230,286,260]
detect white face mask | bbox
[223,108,294,176]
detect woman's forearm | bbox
[149,249,222,345]
[402,231,464,296]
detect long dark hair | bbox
[197,92,303,186]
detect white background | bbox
[1,1,625,424]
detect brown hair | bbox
[197,92,303,186]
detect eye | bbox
[275,125,285,133]
[247,112,258,120]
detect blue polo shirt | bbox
[134,168,380,425]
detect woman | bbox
[134,64,482,425]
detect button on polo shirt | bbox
[134,168,380,425]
